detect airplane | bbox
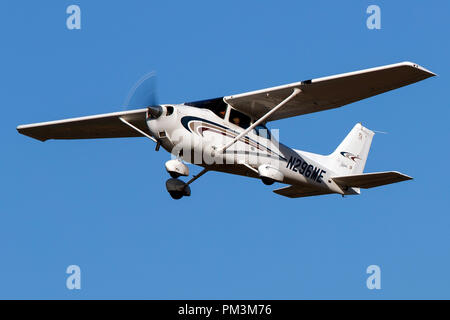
[17,61,435,199]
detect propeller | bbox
[123,71,160,111]
[122,71,163,149]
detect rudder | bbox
[328,123,375,175]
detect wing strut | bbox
[216,88,302,154]
[119,117,157,143]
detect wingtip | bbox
[16,126,47,142]
[403,174,414,181]
[392,170,413,181]
[16,125,25,135]
[402,61,437,77]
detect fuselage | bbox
[147,103,344,194]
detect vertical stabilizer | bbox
[328,123,375,176]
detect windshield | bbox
[184,98,227,119]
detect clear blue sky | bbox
[0,1,448,299]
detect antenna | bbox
[373,130,388,134]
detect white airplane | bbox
[17,62,435,199]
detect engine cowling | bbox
[258,164,284,185]
[165,159,189,178]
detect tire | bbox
[261,177,274,185]
[169,191,183,200]
[169,172,181,179]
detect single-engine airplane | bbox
[17,62,435,199]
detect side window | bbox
[229,109,251,129]
[212,103,227,119]
[254,124,271,139]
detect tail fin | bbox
[328,123,375,176]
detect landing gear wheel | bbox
[169,172,181,179]
[261,177,275,185]
[169,191,183,200]
[166,178,191,200]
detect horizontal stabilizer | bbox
[332,171,412,189]
[273,185,333,198]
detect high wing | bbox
[273,185,333,198]
[332,171,412,189]
[17,108,149,142]
[224,61,435,121]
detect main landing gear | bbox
[165,160,208,200]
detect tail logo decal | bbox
[340,151,361,162]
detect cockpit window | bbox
[229,108,251,129]
[184,97,227,119]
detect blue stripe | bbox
[180,116,287,161]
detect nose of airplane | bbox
[147,105,163,119]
